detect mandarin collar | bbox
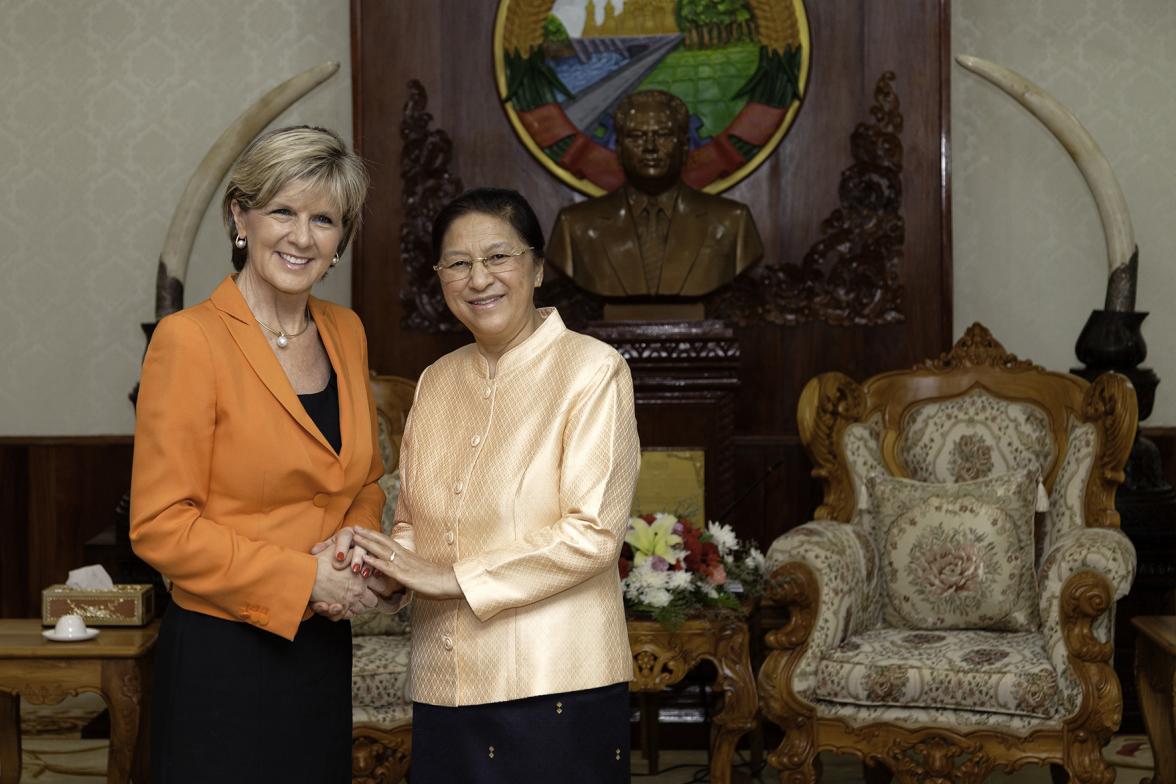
[468,307,564,379]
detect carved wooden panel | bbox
[350,0,952,547]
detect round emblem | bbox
[494,0,811,196]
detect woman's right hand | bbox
[309,546,378,618]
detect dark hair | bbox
[430,188,545,263]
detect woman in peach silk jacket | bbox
[350,187,641,782]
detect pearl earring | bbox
[234,236,247,249]
[330,255,339,267]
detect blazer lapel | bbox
[659,192,711,295]
[210,277,335,455]
[595,192,649,295]
[310,297,353,466]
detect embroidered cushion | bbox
[866,469,1039,631]
[814,628,1059,719]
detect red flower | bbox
[619,558,631,579]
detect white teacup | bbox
[53,614,88,638]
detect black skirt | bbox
[150,603,352,783]
[410,682,630,783]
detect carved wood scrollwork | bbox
[1060,571,1119,784]
[628,617,757,784]
[1081,372,1137,529]
[796,372,865,521]
[399,79,465,333]
[921,323,1041,372]
[882,735,995,784]
[708,71,905,326]
[352,723,412,784]
[758,562,820,782]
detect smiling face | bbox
[230,178,343,297]
[438,211,543,356]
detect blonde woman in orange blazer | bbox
[131,127,395,783]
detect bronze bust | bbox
[547,90,764,298]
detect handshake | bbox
[307,526,407,621]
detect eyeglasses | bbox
[433,247,533,283]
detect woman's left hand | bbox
[352,527,463,601]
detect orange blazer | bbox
[130,276,384,640]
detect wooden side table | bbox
[0,619,159,784]
[1133,616,1176,784]
[627,615,758,784]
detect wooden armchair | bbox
[350,372,416,784]
[758,325,1138,783]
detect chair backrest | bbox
[797,324,1136,555]
[369,372,417,474]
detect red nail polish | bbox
[335,552,345,561]
[352,564,360,574]
[362,568,371,578]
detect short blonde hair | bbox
[222,126,369,270]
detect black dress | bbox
[150,370,351,783]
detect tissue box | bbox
[41,584,155,626]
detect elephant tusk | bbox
[955,54,1135,279]
[155,61,340,319]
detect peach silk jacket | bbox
[130,276,384,641]
[393,308,641,707]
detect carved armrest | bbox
[1037,526,1136,719]
[762,520,878,697]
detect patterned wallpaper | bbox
[5,1,1176,433]
[0,0,353,435]
[953,0,1176,423]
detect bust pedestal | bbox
[585,320,739,519]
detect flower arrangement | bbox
[619,513,767,627]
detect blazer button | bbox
[470,435,481,447]
[442,635,454,651]
[482,386,492,399]
[313,493,330,508]
[445,531,455,545]
[453,482,463,495]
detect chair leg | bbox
[863,760,893,783]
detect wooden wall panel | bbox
[0,438,133,618]
[351,0,952,547]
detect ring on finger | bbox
[387,549,396,563]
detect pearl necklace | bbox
[255,308,311,349]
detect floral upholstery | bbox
[815,628,1058,718]
[765,520,878,698]
[352,633,413,711]
[815,697,1060,736]
[866,470,1040,631]
[351,419,414,728]
[1040,417,1096,560]
[1037,526,1136,717]
[898,389,1056,485]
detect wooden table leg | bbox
[639,692,660,774]
[1136,637,1175,784]
[708,622,758,784]
[102,658,145,784]
[0,690,19,784]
